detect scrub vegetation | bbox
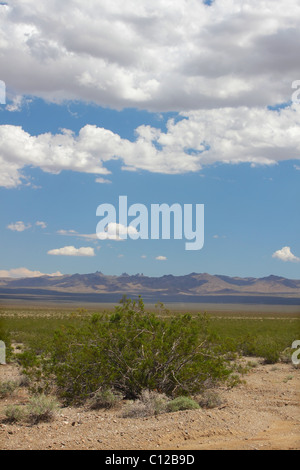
[0,299,298,411]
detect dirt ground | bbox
[0,359,299,451]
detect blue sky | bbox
[0,0,299,280]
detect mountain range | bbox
[0,272,300,305]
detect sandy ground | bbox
[0,359,299,451]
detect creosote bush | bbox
[236,335,281,364]
[20,298,235,405]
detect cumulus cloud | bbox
[156,256,167,261]
[272,246,300,263]
[7,221,31,232]
[1,0,300,111]
[1,103,300,187]
[1,1,300,188]
[47,246,95,256]
[0,125,111,188]
[0,267,63,278]
[97,223,138,241]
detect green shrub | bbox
[238,335,280,364]
[5,405,26,423]
[21,299,234,404]
[263,349,280,364]
[27,395,59,424]
[166,396,200,412]
[4,395,59,425]
[89,389,123,410]
[0,380,18,398]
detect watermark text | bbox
[0,341,6,365]
[96,196,204,251]
[291,340,300,365]
[0,80,6,104]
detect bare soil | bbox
[0,359,299,450]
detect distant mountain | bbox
[0,272,299,305]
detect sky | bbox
[0,0,300,280]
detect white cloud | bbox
[7,221,31,232]
[156,256,167,261]
[47,246,95,256]
[36,221,47,229]
[272,246,300,263]
[57,229,78,235]
[0,125,111,188]
[7,220,47,231]
[0,2,300,188]
[57,229,98,241]
[0,267,63,278]
[95,177,112,184]
[5,95,31,112]
[1,0,300,111]
[1,103,300,187]
[97,223,139,241]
